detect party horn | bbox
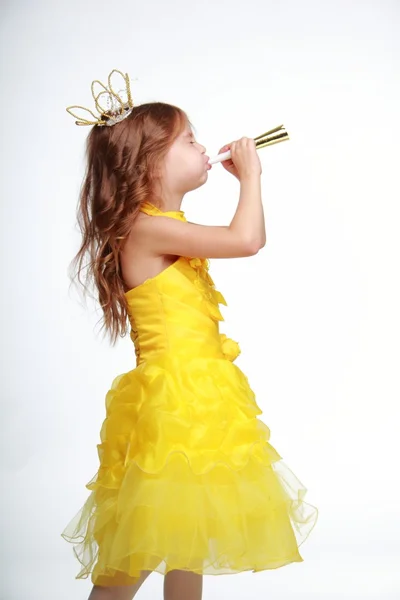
[208,124,289,164]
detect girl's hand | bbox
[219,137,262,181]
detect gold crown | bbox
[66,69,135,127]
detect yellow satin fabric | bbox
[61,201,318,586]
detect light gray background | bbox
[1,0,399,598]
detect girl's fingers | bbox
[219,141,235,154]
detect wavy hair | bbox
[68,102,189,346]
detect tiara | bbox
[66,69,135,127]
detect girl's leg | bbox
[163,570,203,600]
[87,570,152,600]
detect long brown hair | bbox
[69,102,189,346]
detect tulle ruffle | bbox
[61,355,318,585]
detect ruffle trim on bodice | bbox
[185,257,241,361]
[219,333,241,362]
[187,256,226,321]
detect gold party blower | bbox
[208,124,289,165]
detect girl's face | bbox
[160,122,210,196]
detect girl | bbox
[62,70,318,600]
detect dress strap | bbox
[139,201,186,222]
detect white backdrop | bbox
[1,0,399,598]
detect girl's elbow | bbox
[246,237,266,255]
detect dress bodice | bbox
[124,201,240,366]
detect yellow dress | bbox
[61,201,318,586]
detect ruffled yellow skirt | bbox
[61,355,318,585]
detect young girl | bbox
[62,70,318,600]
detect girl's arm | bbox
[137,174,264,259]
[138,138,266,259]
